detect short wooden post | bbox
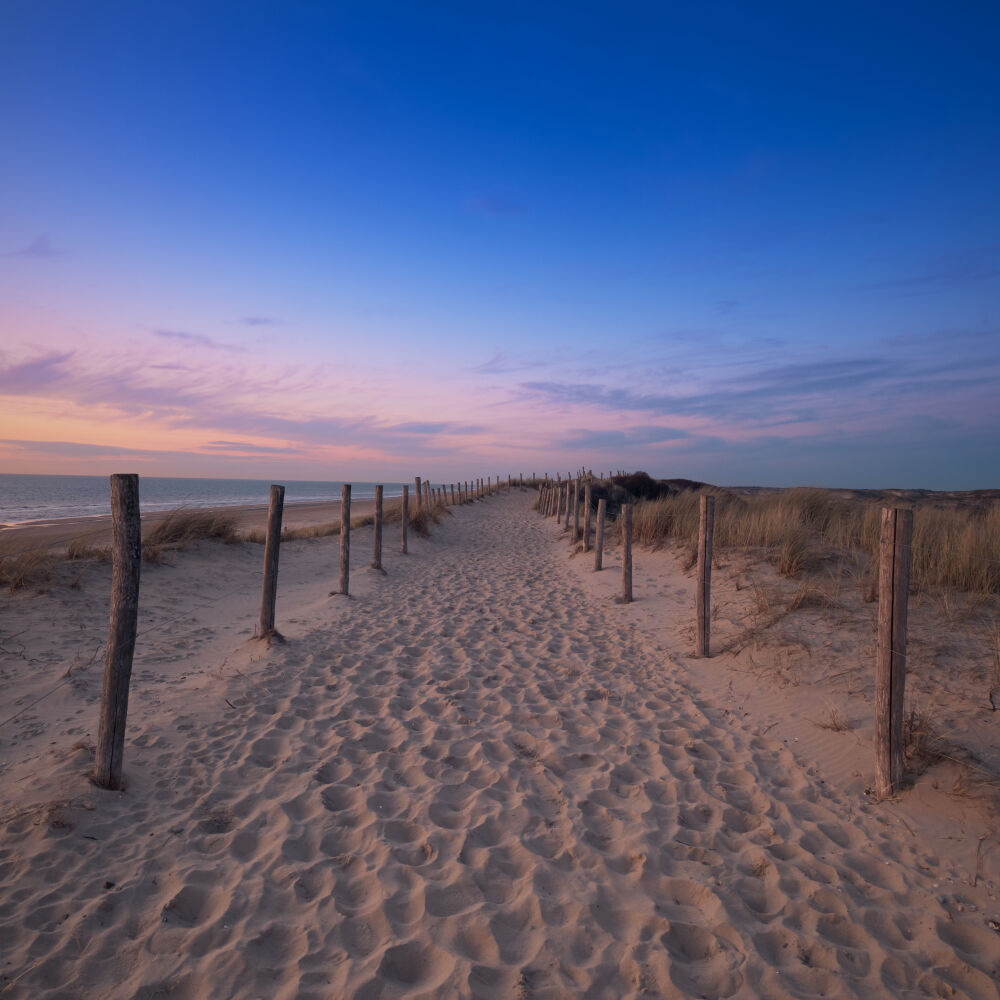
[583,483,593,551]
[573,478,581,541]
[258,483,285,636]
[401,485,409,554]
[94,473,141,790]
[621,503,633,604]
[372,484,383,570]
[520,473,524,488]
[875,507,913,798]
[414,476,422,510]
[594,498,606,571]
[339,484,351,594]
[451,484,456,505]
[696,495,715,657]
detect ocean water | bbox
[0,474,408,526]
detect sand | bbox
[1,490,999,998]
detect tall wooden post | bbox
[258,484,285,636]
[414,476,422,510]
[621,504,633,604]
[94,473,141,790]
[451,484,456,505]
[875,507,913,798]
[583,483,593,551]
[401,485,409,554]
[573,478,581,541]
[372,484,383,570]
[594,498,606,571]
[339,484,351,594]
[696,495,715,657]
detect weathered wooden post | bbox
[414,476,422,510]
[875,507,913,798]
[520,473,524,488]
[594,498,606,571]
[573,478,581,541]
[451,484,456,505]
[696,495,715,657]
[563,483,570,531]
[372,484,383,570]
[258,483,285,636]
[584,483,593,551]
[401,485,409,554]
[338,484,351,594]
[94,473,141,790]
[621,503,633,604]
[508,474,512,490]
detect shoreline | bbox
[0,497,383,552]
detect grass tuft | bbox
[144,508,240,548]
[0,544,54,592]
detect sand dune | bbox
[1,491,999,998]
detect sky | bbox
[1,1,998,489]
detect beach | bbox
[1,488,999,998]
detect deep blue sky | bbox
[1,2,997,487]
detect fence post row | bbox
[875,506,913,798]
[696,495,715,657]
[94,473,142,791]
[339,483,351,595]
[594,498,606,571]
[259,484,285,636]
[621,503,633,604]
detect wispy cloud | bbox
[559,426,691,449]
[152,329,245,352]
[203,440,303,455]
[861,242,1000,294]
[240,316,279,326]
[0,351,75,392]
[2,234,64,259]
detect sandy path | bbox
[1,492,999,998]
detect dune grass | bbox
[243,499,451,543]
[0,542,56,592]
[625,486,1000,594]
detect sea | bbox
[0,474,408,527]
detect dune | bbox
[1,489,999,998]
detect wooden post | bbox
[594,498,606,571]
[338,484,351,594]
[414,476,422,510]
[875,507,913,798]
[94,473,141,790]
[258,483,285,636]
[563,483,570,531]
[451,484,456,505]
[401,485,409,554]
[372,484,383,570]
[520,473,524,488]
[573,478,581,541]
[583,483,593,551]
[621,503,633,604]
[696,495,715,657]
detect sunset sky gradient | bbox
[2,2,998,488]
